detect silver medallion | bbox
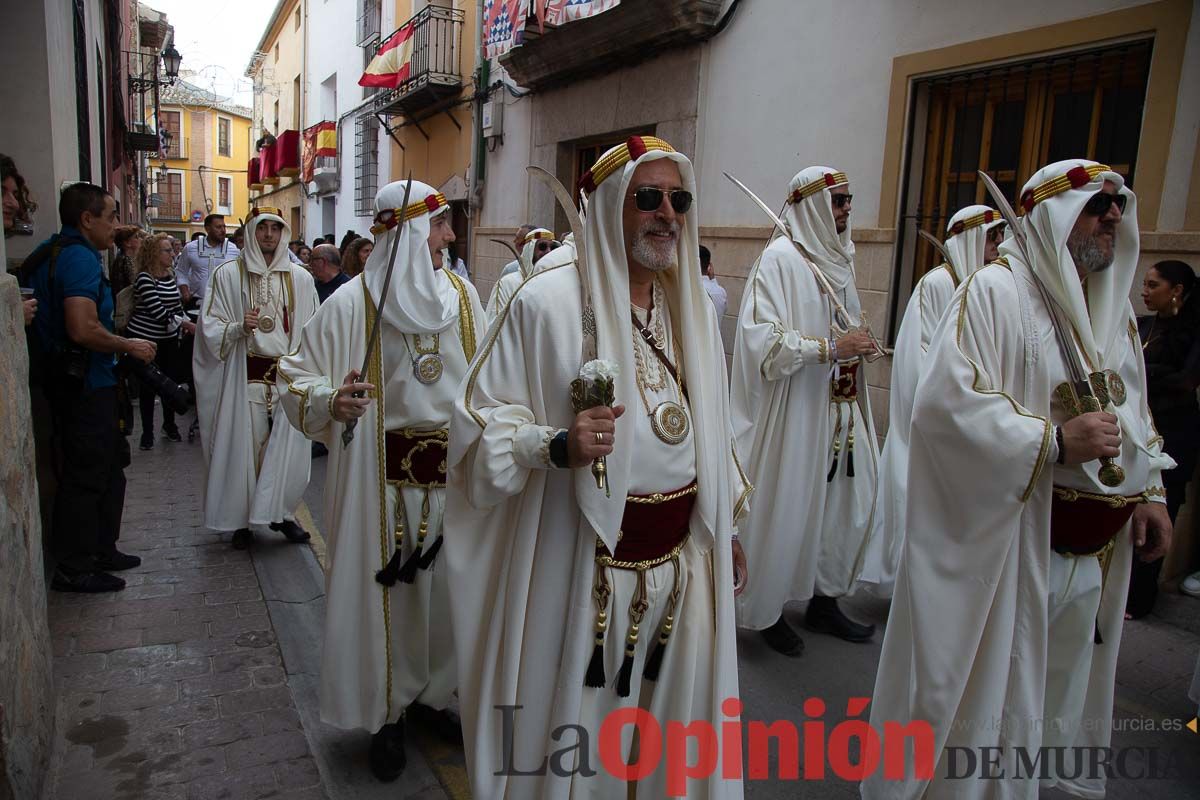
[651,401,689,445]
[1105,370,1127,406]
[414,353,444,385]
[258,314,276,333]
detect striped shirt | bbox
[126,271,186,340]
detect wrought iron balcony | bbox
[372,6,464,119]
[500,0,724,90]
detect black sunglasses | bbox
[632,186,693,214]
[1083,191,1126,217]
[830,193,854,209]
[534,240,560,252]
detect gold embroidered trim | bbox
[731,444,753,524]
[1143,486,1166,500]
[597,535,690,571]
[955,268,1052,502]
[385,428,449,489]
[625,484,699,505]
[1052,487,1146,507]
[445,269,478,361]
[463,263,569,429]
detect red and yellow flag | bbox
[301,122,338,183]
[358,22,416,88]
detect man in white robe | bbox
[859,205,1004,597]
[446,135,750,799]
[731,166,881,655]
[485,227,558,320]
[194,206,317,549]
[277,181,483,781]
[495,223,536,284]
[862,160,1174,799]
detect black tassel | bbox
[846,448,855,478]
[375,548,405,586]
[1094,619,1103,645]
[584,636,607,688]
[826,455,839,483]
[397,545,423,584]
[614,644,636,698]
[643,634,668,682]
[418,535,443,569]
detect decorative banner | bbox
[248,156,263,191]
[301,122,337,184]
[483,0,529,59]
[274,130,302,179]
[543,0,620,25]
[359,21,417,88]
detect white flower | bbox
[579,359,620,384]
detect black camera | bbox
[122,356,192,415]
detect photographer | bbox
[126,232,194,449]
[28,183,156,593]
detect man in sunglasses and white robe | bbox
[731,166,881,656]
[485,227,559,321]
[193,206,318,550]
[447,136,750,799]
[858,205,1005,598]
[277,181,484,782]
[863,160,1173,800]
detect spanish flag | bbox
[301,122,338,183]
[358,22,416,88]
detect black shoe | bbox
[94,550,142,572]
[407,702,463,745]
[760,616,805,656]
[369,719,407,782]
[139,433,154,450]
[162,425,182,442]
[805,597,876,643]
[231,529,254,550]
[51,568,126,593]
[270,520,311,543]
[312,442,328,459]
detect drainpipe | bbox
[469,0,486,211]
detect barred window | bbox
[354,115,379,217]
[891,40,1151,333]
[160,110,182,158]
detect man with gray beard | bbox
[864,160,1173,799]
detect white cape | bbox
[193,257,316,530]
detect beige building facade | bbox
[473,0,1200,577]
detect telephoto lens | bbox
[122,357,192,415]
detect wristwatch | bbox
[549,429,569,469]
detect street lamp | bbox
[129,45,184,93]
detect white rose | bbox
[579,359,620,384]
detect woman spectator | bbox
[298,245,312,266]
[110,226,144,298]
[1129,260,1200,615]
[3,153,38,325]
[342,237,374,277]
[125,233,194,450]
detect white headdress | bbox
[517,227,554,279]
[943,204,1005,284]
[364,179,457,334]
[783,166,857,303]
[242,206,292,276]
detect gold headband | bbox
[787,171,848,204]
[251,206,283,218]
[947,208,1001,237]
[579,136,676,195]
[523,230,554,245]
[1020,164,1111,213]
[369,192,449,235]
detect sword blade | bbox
[489,238,521,260]
[342,173,413,447]
[916,229,955,271]
[526,166,590,310]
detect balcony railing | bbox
[372,6,464,118]
[163,136,189,160]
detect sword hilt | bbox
[1077,387,1125,488]
[340,388,367,447]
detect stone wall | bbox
[0,272,55,800]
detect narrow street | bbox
[42,408,1200,799]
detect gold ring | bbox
[595,432,604,444]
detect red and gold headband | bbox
[523,229,554,245]
[370,192,448,235]
[578,136,676,196]
[947,208,1000,237]
[250,206,283,218]
[787,171,848,204]
[1020,164,1111,213]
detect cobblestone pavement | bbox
[45,414,327,800]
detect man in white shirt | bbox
[700,244,728,317]
[177,214,239,305]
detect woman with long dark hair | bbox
[342,237,374,277]
[1130,259,1200,614]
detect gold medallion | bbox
[1105,370,1127,406]
[415,353,444,385]
[651,401,689,445]
[258,314,276,333]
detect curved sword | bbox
[916,229,956,272]
[976,170,1124,486]
[489,238,521,260]
[342,173,413,447]
[723,171,888,360]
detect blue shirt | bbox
[31,226,118,390]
